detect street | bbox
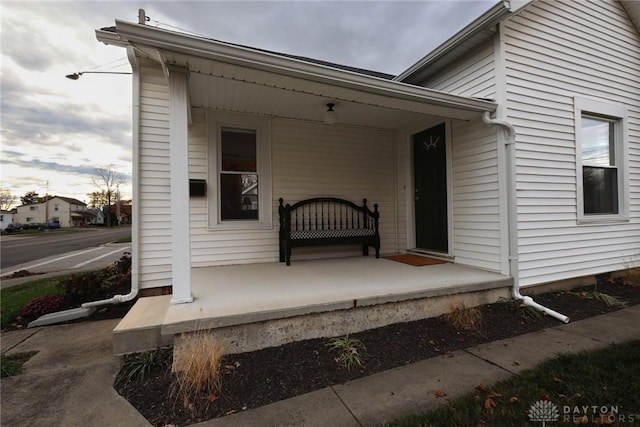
[0,226,131,270]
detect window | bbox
[575,97,628,222]
[208,112,271,229]
[26,217,34,222]
[54,204,59,212]
[220,128,259,220]
[29,206,38,211]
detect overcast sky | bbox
[1,0,495,208]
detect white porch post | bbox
[168,65,193,304]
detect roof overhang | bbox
[395,0,531,84]
[621,1,640,33]
[97,20,497,126]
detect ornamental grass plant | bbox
[171,331,226,412]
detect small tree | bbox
[0,188,16,211]
[92,167,126,227]
[20,191,45,206]
[87,190,109,209]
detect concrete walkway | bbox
[1,306,638,427]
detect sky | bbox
[0,0,495,208]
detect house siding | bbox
[138,62,173,289]
[188,115,398,267]
[418,40,496,99]
[451,119,502,272]
[503,0,640,286]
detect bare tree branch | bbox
[92,167,126,227]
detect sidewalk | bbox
[1,306,638,427]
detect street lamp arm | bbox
[65,71,132,80]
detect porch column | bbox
[168,65,193,304]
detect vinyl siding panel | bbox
[503,0,640,286]
[451,119,502,272]
[187,115,398,267]
[418,41,496,99]
[138,63,172,289]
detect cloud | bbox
[0,0,494,204]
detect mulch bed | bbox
[116,281,640,427]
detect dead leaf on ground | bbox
[207,393,219,402]
[431,390,448,398]
[475,384,488,393]
[595,413,615,425]
[574,415,589,424]
[510,396,519,403]
[484,397,497,409]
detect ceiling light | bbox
[323,103,337,125]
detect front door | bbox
[413,123,448,252]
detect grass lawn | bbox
[0,275,70,329]
[388,340,640,427]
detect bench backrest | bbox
[279,198,379,235]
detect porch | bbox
[113,257,512,355]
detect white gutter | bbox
[395,1,513,82]
[100,20,497,117]
[82,45,140,309]
[482,112,569,323]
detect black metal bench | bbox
[279,197,380,266]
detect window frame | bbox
[574,96,629,224]
[207,111,272,230]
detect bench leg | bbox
[279,240,285,263]
[286,242,292,266]
[362,244,369,256]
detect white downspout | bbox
[482,111,569,323]
[83,45,140,308]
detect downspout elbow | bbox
[482,110,569,324]
[81,289,138,308]
[482,111,515,141]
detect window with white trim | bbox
[575,97,628,222]
[208,111,272,229]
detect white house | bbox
[14,196,93,228]
[0,210,16,231]
[96,0,639,354]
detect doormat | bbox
[383,254,448,266]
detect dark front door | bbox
[413,123,448,252]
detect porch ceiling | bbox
[169,52,490,130]
[102,20,497,130]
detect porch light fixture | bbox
[65,71,132,80]
[324,103,338,125]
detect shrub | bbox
[116,346,172,387]
[171,331,226,411]
[59,253,132,304]
[498,297,542,319]
[326,335,366,370]
[20,294,67,318]
[621,267,640,287]
[444,302,482,331]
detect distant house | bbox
[0,209,16,231]
[88,208,106,225]
[14,196,94,228]
[98,0,639,354]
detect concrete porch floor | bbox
[113,257,513,354]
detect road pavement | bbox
[1,226,131,269]
[0,242,132,287]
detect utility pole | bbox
[44,180,49,225]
